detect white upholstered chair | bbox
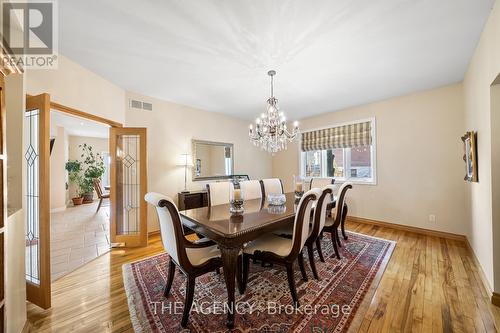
[322,182,353,259]
[239,180,263,200]
[206,181,234,206]
[241,188,321,306]
[145,192,223,327]
[260,178,284,196]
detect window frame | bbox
[298,117,377,185]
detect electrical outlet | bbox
[429,214,436,223]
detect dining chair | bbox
[310,177,335,189]
[239,180,263,200]
[260,178,284,197]
[92,178,110,212]
[241,188,321,307]
[145,192,223,328]
[321,182,353,259]
[272,185,333,280]
[206,181,233,206]
[304,185,335,279]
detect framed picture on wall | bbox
[461,131,478,182]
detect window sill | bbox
[335,178,377,186]
[303,177,377,186]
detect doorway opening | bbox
[49,111,111,281]
[24,94,148,309]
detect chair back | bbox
[260,178,284,197]
[289,188,320,257]
[93,178,104,198]
[332,182,353,226]
[145,192,190,268]
[310,177,334,189]
[239,180,262,200]
[207,182,234,207]
[310,185,335,240]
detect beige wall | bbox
[463,0,500,292]
[67,136,109,198]
[50,126,68,210]
[27,54,126,124]
[5,73,27,333]
[273,84,467,236]
[125,92,273,232]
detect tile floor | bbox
[50,201,111,281]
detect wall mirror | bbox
[192,140,234,181]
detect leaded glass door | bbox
[25,94,51,308]
[110,127,147,247]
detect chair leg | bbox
[298,251,308,282]
[286,264,300,307]
[341,204,348,240]
[335,229,342,248]
[331,230,341,259]
[181,276,196,328]
[242,254,250,293]
[307,243,319,280]
[163,260,176,298]
[315,237,325,262]
[96,198,103,212]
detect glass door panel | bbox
[110,127,147,247]
[25,94,51,309]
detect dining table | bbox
[179,192,338,328]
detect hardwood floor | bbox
[27,221,500,332]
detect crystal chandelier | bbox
[249,70,299,153]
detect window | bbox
[300,119,376,184]
[102,152,111,188]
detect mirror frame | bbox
[192,139,234,181]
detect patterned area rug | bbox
[123,232,395,332]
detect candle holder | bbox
[230,187,244,215]
[229,199,244,215]
[293,175,304,200]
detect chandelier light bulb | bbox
[256,118,261,124]
[293,121,299,128]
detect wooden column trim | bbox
[492,292,500,307]
[49,101,123,128]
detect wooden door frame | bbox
[25,93,123,308]
[1,43,23,329]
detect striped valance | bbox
[301,121,372,151]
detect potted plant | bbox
[65,160,84,205]
[79,143,105,203]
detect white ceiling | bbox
[59,0,494,121]
[51,111,109,138]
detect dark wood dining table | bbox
[179,192,338,328]
[180,192,297,328]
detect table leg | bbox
[220,246,240,328]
